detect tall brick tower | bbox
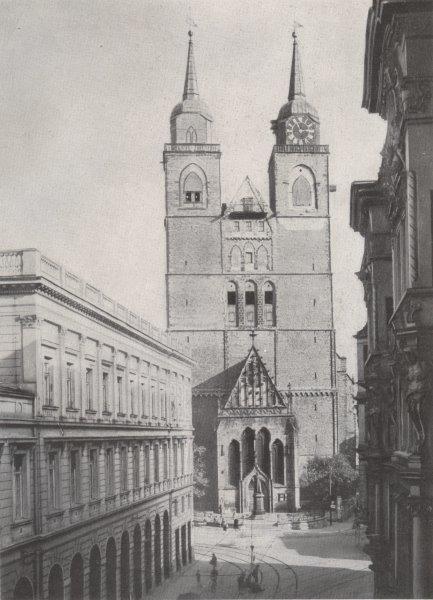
[164,31,337,513]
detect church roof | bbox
[277,30,319,122]
[171,31,213,122]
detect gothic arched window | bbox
[184,172,203,204]
[257,245,269,271]
[230,246,242,271]
[241,428,255,477]
[293,175,312,206]
[256,428,270,476]
[228,440,240,486]
[263,282,276,326]
[244,281,257,327]
[272,439,284,484]
[226,281,238,326]
[186,127,197,143]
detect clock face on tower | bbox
[286,115,316,145]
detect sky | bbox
[0,0,386,377]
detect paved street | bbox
[152,519,373,599]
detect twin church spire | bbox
[171,28,319,146]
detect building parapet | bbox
[164,143,220,153]
[272,144,329,154]
[0,249,190,359]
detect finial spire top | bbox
[183,29,199,100]
[288,24,305,100]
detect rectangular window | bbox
[163,444,168,480]
[151,383,156,417]
[245,291,255,305]
[66,363,75,408]
[185,191,192,203]
[105,448,114,496]
[161,386,167,419]
[48,451,60,510]
[120,447,128,492]
[130,379,136,415]
[144,445,150,484]
[141,380,147,416]
[246,220,252,230]
[234,221,240,231]
[181,496,185,512]
[194,192,201,203]
[133,446,140,489]
[173,443,178,477]
[70,450,80,505]
[43,358,54,406]
[227,291,236,305]
[102,371,109,412]
[117,375,124,413]
[181,443,185,475]
[258,221,264,231]
[154,445,160,482]
[265,290,274,304]
[86,367,94,410]
[245,251,253,264]
[173,498,178,516]
[89,449,99,500]
[13,453,28,520]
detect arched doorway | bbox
[272,439,285,484]
[106,537,117,600]
[154,515,162,585]
[70,554,84,600]
[242,428,255,477]
[14,577,33,600]
[48,565,64,600]
[133,525,142,600]
[163,511,170,579]
[144,520,152,592]
[181,524,187,566]
[89,545,101,600]
[256,428,270,475]
[187,522,192,563]
[120,531,130,600]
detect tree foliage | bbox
[193,443,209,499]
[300,453,359,508]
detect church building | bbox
[164,31,342,512]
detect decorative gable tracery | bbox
[223,348,285,410]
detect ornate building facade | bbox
[0,249,194,600]
[165,31,349,512]
[350,0,433,596]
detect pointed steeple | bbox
[183,30,199,100]
[288,30,305,101]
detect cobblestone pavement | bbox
[151,519,373,599]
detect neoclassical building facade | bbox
[0,249,193,600]
[351,0,433,597]
[164,31,351,512]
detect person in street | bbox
[196,568,202,588]
[209,553,217,568]
[209,567,218,592]
[237,571,246,593]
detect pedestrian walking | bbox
[209,553,217,568]
[196,568,202,587]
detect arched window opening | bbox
[181,524,187,566]
[14,577,33,600]
[184,172,203,204]
[230,245,242,271]
[264,282,276,326]
[227,281,238,326]
[244,243,255,271]
[272,439,284,485]
[241,428,255,477]
[256,428,270,476]
[245,281,257,327]
[133,525,142,600]
[163,511,170,579]
[106,538,117,600]
[154,444,159,482]
[187,521,193,563]
[186,127,197,144]
[291,165,316,208]
[228,440,240,486]
[70,554,84,600]
[154,515,162,586]
[89,545,101,600]
[257,245,269,271]
[48,565,64,600]
[144,521,152,592]
[120,531,130,600]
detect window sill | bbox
[105,494,117,502]
[89,498,102,506]
[102,411,112,416]
[130,413,138,418]
[11,518,32,529]
[85,409,97,415]
[46,509,64,519]
[120,490,130,497]
[117,412,126,418]
[69,503,85,512]
[66,407,79,413]
[42,405,59,411]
